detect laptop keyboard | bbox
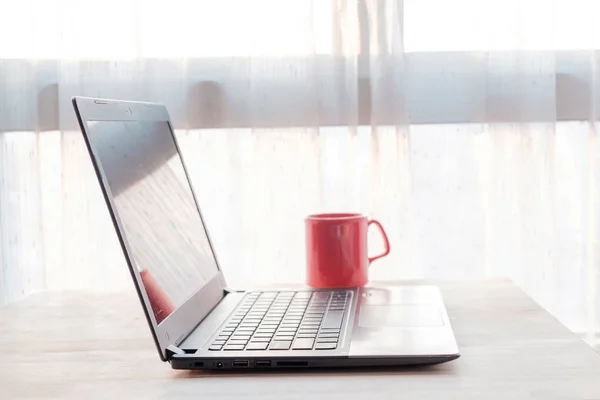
[208,290,351,351]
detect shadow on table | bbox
[173,363,458,379]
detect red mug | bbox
[305,213,390,288]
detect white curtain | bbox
[1,0,598,347]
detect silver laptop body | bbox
[72,96,460,370]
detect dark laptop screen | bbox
[86,120,219,324]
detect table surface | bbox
[2,279,600,400]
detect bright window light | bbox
[0,0,335,59]
[404,0,600,52]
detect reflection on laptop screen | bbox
[87,120,219,324]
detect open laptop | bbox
[72,96,460,370]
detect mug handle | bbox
[368,219,391,264]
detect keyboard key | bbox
[223,344,245,351]
[303,317,321,323]
[232,335,251,340]
[274,334,295,340]
[256,329,275,336]
[209,345,223,351]
[322,311,344,329]
[289,304,307,309]
[297,333,316,339]
[302,319,321,324]
[250,337,271,342]
[317,337,338,343]
[246,342,269,350]
[236,325,258,332]
[239,326,258,333]
[261,323,280,328]
[318,333,339,338]
[315,342,337,350]
[270,340,292,350]
[228,339,249,345]
[292,338,315,350]
[299,326,318,331]
[253,333,274,338]
[301,324,321,329]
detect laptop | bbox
[72,96,460,370]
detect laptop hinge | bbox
[166,345,185,360]
[168,288,238,355]
[223,287,244,295]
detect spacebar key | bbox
[322,311,344,329]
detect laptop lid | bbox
[72,96,227,361]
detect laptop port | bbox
[255,360,271,368]
[276,361,309,367]
[232,360,249,368]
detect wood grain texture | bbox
[1,279,599,400]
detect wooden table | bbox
[2,279,600,399]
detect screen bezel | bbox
[72,96,227,361]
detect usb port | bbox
[232,360,249,368]
[255,360,271,368]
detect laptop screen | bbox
[86,120,219,325]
